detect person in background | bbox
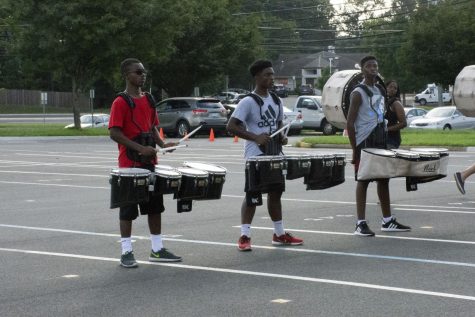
[454,163,475,195]
[384,80,407,149]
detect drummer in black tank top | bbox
[384,80,407,149]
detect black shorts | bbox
[119,165,165,221]
[244,166,285,207]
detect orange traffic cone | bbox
[209,128,215,142]
[233,135,239,143]
[159,128,165,140]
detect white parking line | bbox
[1,223,475,267]
[237,226,475,245]
[1,246,475,302]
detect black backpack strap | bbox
[246,93,264,106]
[355,84,373,97]
[269,91,282,106]
[118,92,156,109]
[117,92,136,108]
[144,92,157,108]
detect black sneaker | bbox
[381,218,411,232]
[120,251,138,268]
[149,248,182,262]
[354,222,375,236]
[454,172,466,195]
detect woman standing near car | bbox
[385,80,407,149]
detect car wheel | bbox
[176,120,190,138]
[443,124,452,130]
[322,120,336,135]
[419,98,427,105]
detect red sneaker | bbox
[238,235,252,251]
[272,232,303,246]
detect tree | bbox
[9,0,186,127]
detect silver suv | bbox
[156,97,228,137]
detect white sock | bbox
[121,237,133,255]
[150,234,163,252]
[382,216,393,224]
[357,219,367,225]
[241,224,251,237]
[273,220,285,236]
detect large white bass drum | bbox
[453,65,475,117]
[322,70,385,130]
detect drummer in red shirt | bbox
[109,58,181,268]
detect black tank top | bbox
[384,97,401,146]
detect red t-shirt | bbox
[109,95,159,167]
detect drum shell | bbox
[357,149,397,180]
[285,155,311,180]
[331,154,346,186]
[110,169,150,209]
[453,65,475,117]
[322,70,385,130]
[408,148,445,178]
[182,162,227,200]
[246,157,285,193]
[304,155,335,190]
[176,168,209,199]
[392,150,420,177]
[153,168,181,195]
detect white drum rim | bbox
[363,148,396,157]
[392,149,420,158]
[155,170,182,177]
[111,168,151,176]
[183,161,227,173]
[176,167,209,177]
[410,147,448,153]
[248,155,284,161]
[155,164,176,170]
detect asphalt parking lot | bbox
[1,135,475,316]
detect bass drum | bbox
[322,70,385,130]
[453,65,475,117]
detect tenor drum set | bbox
[357,147,449,191]
[245,153,347,193]
[109,162,227,212]
[109,153,347,212]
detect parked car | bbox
[213,91,240,104]
[283,105,303,135]
[409,106,475,130]
[272,84,288,98]
[64,113,110,129]
[298,84,314,96]
[156,97,228,137]
[292,96,337,135]
[404,107,427,125]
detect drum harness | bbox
[247,92,284,156]
[117,92,158,166]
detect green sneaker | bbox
[120,251,138,268]
[149,248,182,262]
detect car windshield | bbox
[426,108,454,118]
[80,116,93,124]
[197,100,223,109]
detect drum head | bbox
[249,155,283,161]
[410,147,448,153]
[285,154,310,160]
[392,149,419,158]
[155,164,175,170]
[363,148,396,157]
[111,168,150,176]
[183,162,227,173]
[155,168,181,177]
[176,167,209,177]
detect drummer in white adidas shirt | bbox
[226,59,303,251]
[346,55,411,237]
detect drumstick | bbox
[178,125,203,143]
[283,120,295,138]
[158,144,188,153]
[270,122,292,138]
